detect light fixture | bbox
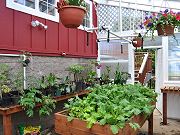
[31,20,48,30]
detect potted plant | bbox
[67,64,85,92]
[132,33,143,48]
[114,64,129,85]
[57,0,87,28]
[39,73,59,97]
[101,66,112,85]
[55,84,157,135]
[19,87,56,117]
[140,9,180,38]
[0,85,12,107]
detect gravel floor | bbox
[138,109,180,135]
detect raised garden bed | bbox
[55,110,150,135]
[54,84,157,135]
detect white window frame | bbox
[162,36,180,86]
[6,0,59,22]
[78,0,93,32]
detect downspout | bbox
[23,54,27,90]
[0,54,27,90]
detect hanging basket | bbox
[132,38,143,48]
[156,24,174,36]
[58,5,86,28]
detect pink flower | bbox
[143,20,150,25]
[176,14,180,20]
[162,14,167,17]
[152,12,156,16]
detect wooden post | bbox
[3,114,12,135]
[163,93,167,125]
[148,112,153,135]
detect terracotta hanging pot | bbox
[156,24,174,36]
[58,5,86,28]
[132,37,143,48]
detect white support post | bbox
[128,41,134,84]
[96,42,101,78]
[162,36,169,83]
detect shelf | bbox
[0,90,90,115]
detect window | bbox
[78,0,93,30]
[7,0,59,22]
[14,0,35,9]
[168,34,180,81]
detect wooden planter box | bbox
[55,110,149,135]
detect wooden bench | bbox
[161,86,180,125]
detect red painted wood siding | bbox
[0,0,97,58]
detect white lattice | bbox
[98,4,120,33]
[97,4,156,33]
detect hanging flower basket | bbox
[132,37,143,48]
[139,9,180,39]
[57,1,86,28]
[156,24,174,36]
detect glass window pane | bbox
[48,0,55,4]
[168,35,180,59]
[39,1,47,13]
[48,4,55,16]
[25,0,35,9]
[168,61,180,81]
[81,2,91,28]
[168,33,180,81]
[14,0,24,5]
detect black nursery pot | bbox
[0,97,12,107]
[0,93,13,107]
[11,96,20,105]
[75,81,85,92]
[9,90,21,105]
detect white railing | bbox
[139,53,149,74]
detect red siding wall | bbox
[0,0,97,58]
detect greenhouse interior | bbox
[0,0,180,134]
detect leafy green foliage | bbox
[65,0,86,7]
[39,95,56,116]
[67,64,84,82]
[114,64,128,85]
[19,88,56,117]
[101,66,112,84]
[65,84,157,134]
[39,73,59,89]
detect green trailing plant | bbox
[19,88,56,117]
[65,84,157,134]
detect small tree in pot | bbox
[67,64,85,92]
